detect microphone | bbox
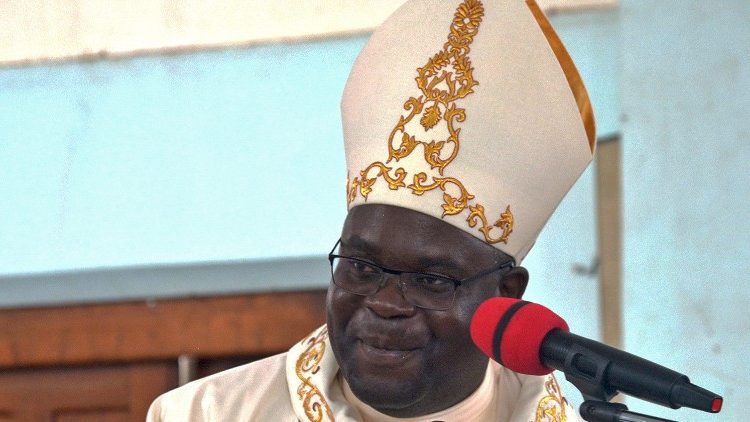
[470,297,723,414]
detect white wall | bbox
[0,0,615,65]
[620,1,749,420]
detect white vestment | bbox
[147,326,580,422]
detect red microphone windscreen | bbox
[470,297,569,376]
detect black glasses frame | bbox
[327,238,515,309]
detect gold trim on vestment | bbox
[526,0,596,153]
[535,374,568,422]
[295,327,335,422]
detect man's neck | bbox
[339,363,499,421]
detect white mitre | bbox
[342,0,596,263]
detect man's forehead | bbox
[341,231,461,269]
[344,204,465,240]
[342,204,507,267]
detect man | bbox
[148,0,596,420]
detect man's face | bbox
[327,204,526,417]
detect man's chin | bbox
[346,372,428,416]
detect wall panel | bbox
[1,0,616,66]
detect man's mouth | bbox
[356,339,422,365]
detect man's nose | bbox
[364,274,417,318]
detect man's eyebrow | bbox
[339,235,380,255]
[417,255,462,274]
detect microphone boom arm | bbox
[580,401,678,422]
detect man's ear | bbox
[498,266,529,299]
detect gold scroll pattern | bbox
[347,0,513,245]
[295,327,335,422]
[534,375,568,422]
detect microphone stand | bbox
[579,401,677,422]
[554,344,679,422]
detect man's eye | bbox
[351,260,378,273]
[415,275,452,287]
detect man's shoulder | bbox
[147,352,296,421]
[179,351,289,394]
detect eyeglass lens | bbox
[330,257,456,310]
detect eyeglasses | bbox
[328,239,514,311]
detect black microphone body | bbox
[541,329,720,413]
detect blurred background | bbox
[0,0,747,420]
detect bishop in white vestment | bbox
[148,0,596,419]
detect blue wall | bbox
[1,37,367,275]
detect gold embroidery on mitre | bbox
[535,375,568,422]
[295,327,334,422]
[347,0,514,245]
